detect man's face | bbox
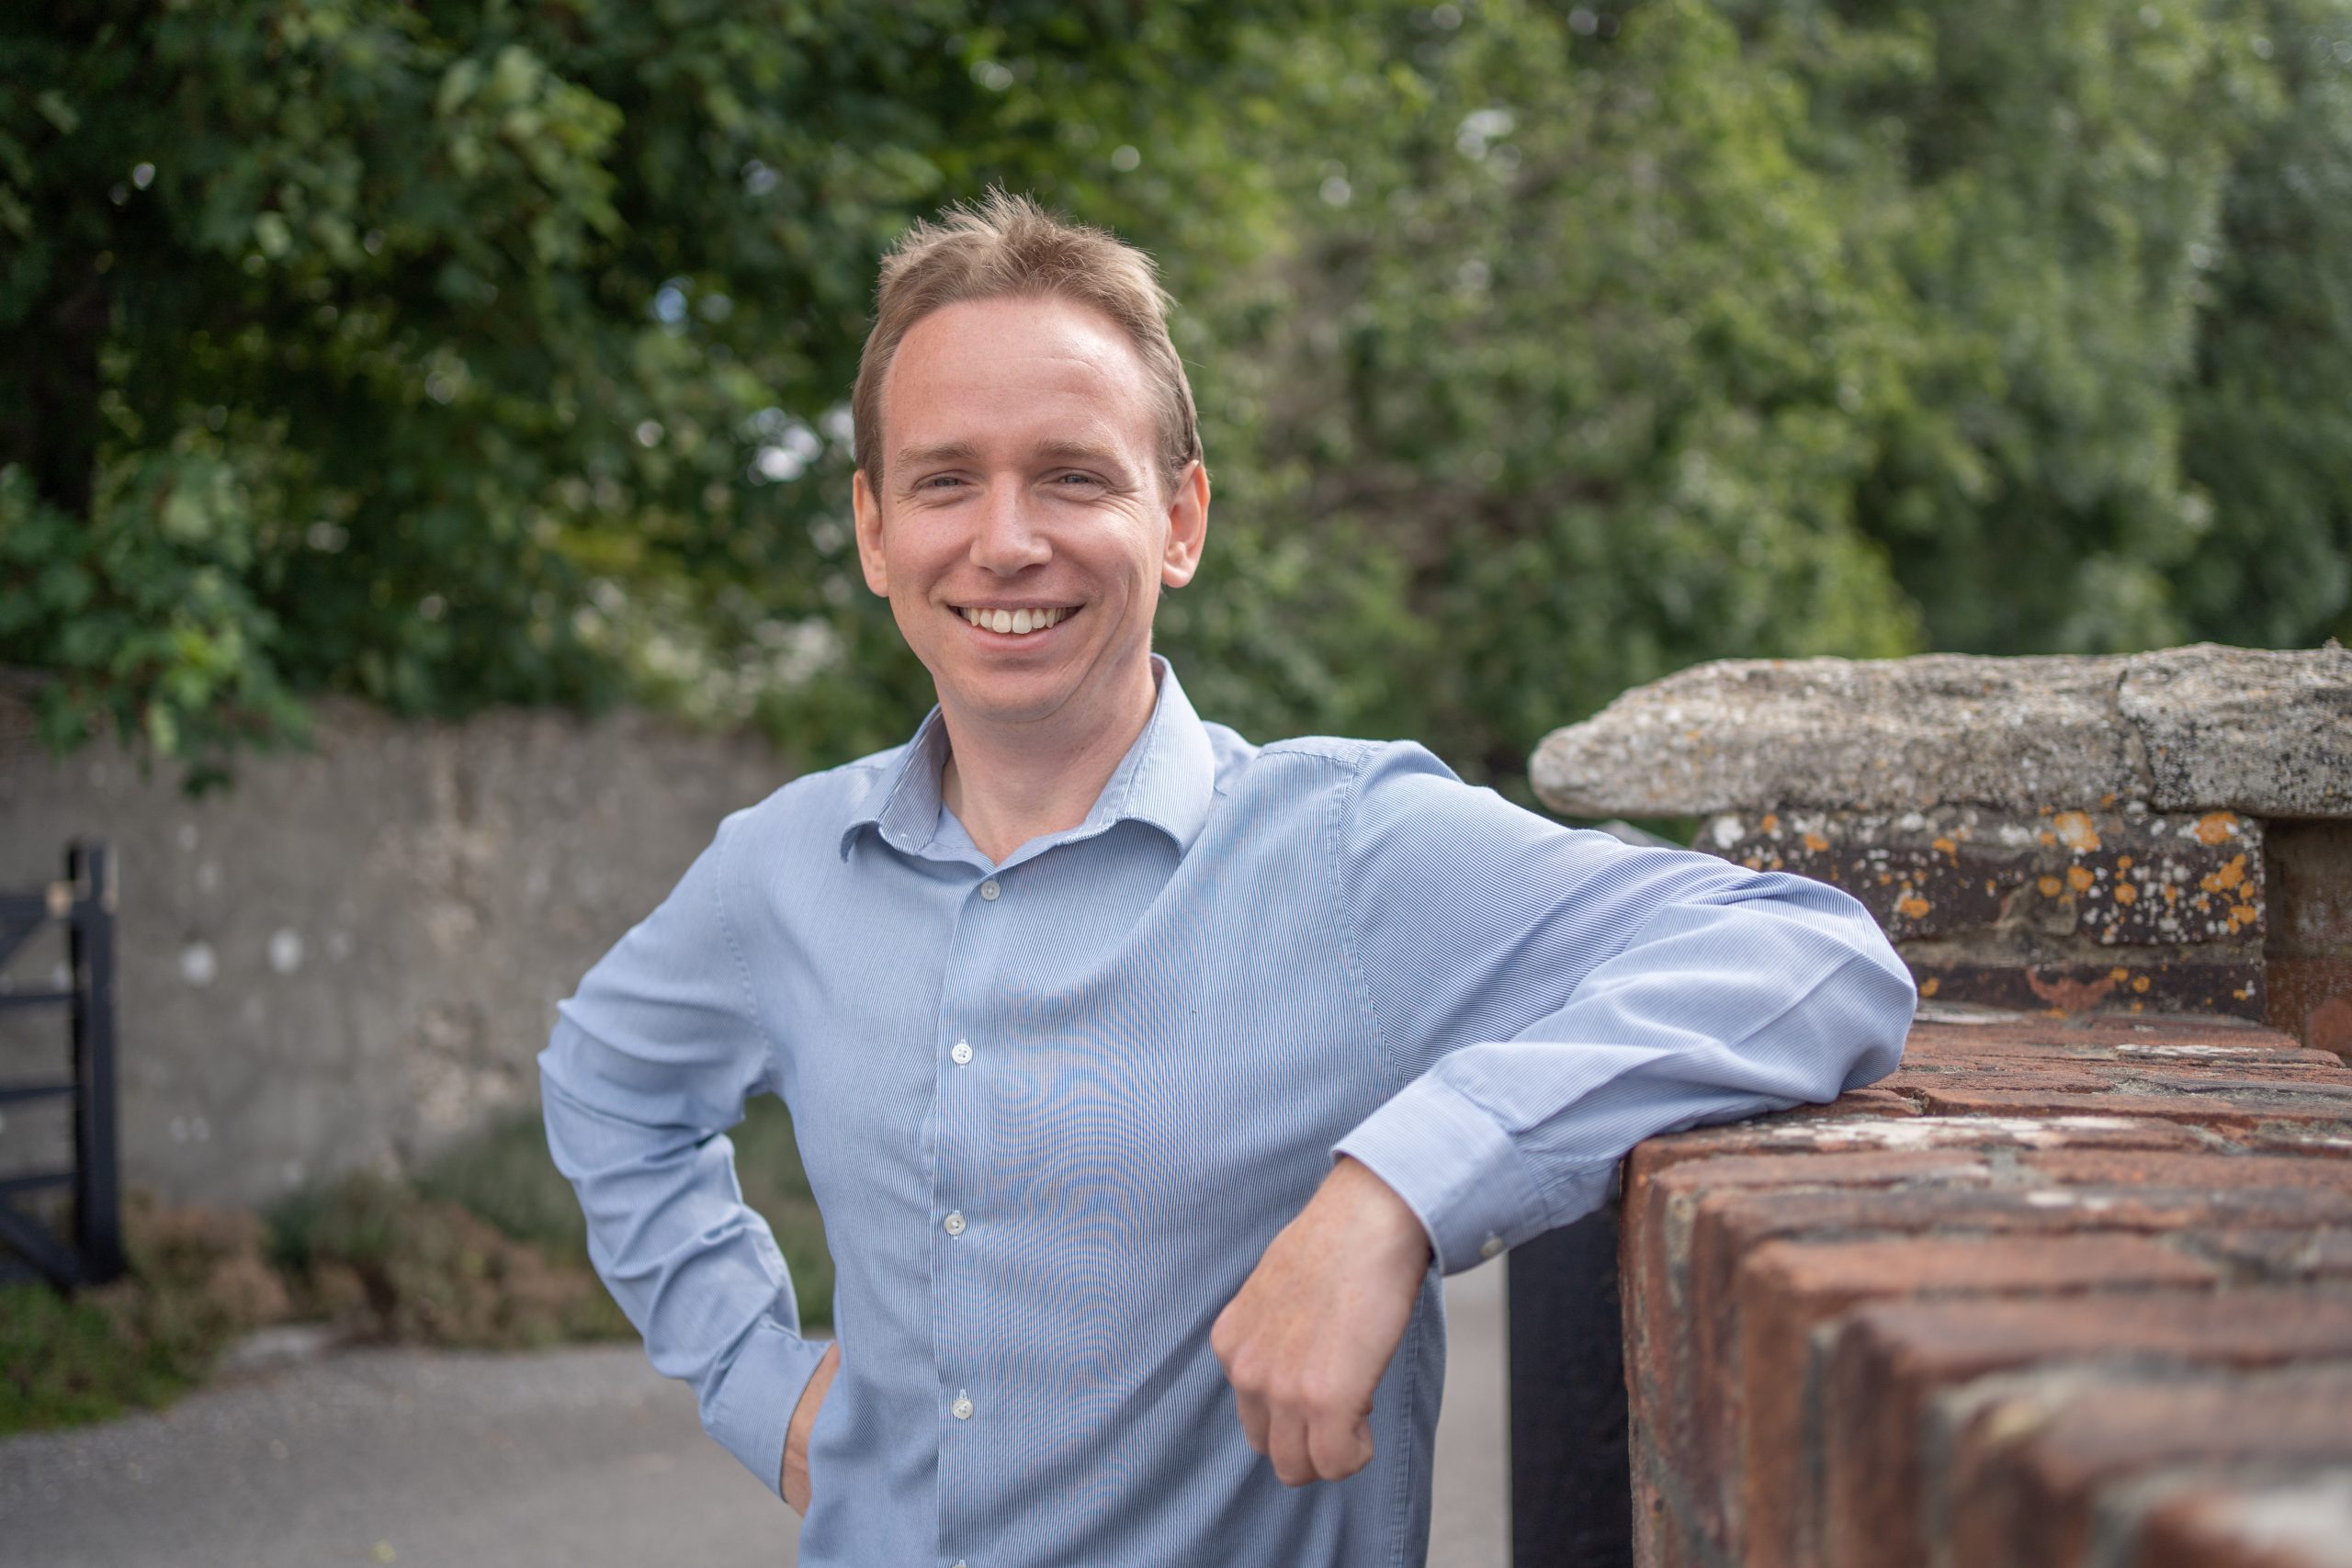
[853,295,1207,741]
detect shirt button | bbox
[1479,1234,1506,1261]
[951,1393,975,1420]
[978,879,1001,901]
[950,1040,973,1066]
[944,1211,966,1238]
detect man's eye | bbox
[1051,472,1104,488]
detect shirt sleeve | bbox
[537,809,829,1495]
[1327,742,1916,1275]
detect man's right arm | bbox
[537,810,831,1500]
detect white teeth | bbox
[962,606,1068,633]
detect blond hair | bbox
[851,190,1202,489]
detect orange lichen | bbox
[1919,977,1940,998]
[1802,831,1829,852]
[1932,837,1957,856]
[2066,866,2096,893]
[2201,855,2248,894]
[2113,882,2138,905]
[1760,813,1781,834]
[2194,812,2239,845]
[2116,855,2133,871]
[1896,894,1931,919]
[2109,967,2131,982]
[2132,975,2151,993]
[2052,811,2101,852]
[2038,875,2064,898]
[2232,903,2259,926]
[2038,830,2057,847]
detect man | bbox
[539,191,1915,1567]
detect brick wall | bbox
[1622,1011,2352,1568]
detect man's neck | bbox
[937,663,1160,864]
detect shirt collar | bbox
[839,654,1217,862]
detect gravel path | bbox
[1,1267,1510,1568]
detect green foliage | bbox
[0,1281,190,1432]
[5,1,2347,795]
[0,1196,287,1435]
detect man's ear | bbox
[852,468,889,596]
[1160,459,1209,589]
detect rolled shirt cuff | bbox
[1333,1073,1560,1276]
[702,1316,834,1497]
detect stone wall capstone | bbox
[1531,643,2352,1048]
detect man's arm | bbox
[538,810,831,1502]
[1214,742,1916,1483]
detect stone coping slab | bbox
[1531,642,2352,819]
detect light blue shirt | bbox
[539,659,1914,1568]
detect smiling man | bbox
[540,192,1916,1568]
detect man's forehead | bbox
[879,297,1157,466]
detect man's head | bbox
[850,190,1202,494]
[850,194,1209,747]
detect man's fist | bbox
[781,1339,840,1514]
[1209,1156,1433,1486]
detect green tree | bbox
[6,1,2346,800]
[1,0,1277,782]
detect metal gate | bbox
[0,840,123,1288]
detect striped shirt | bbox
[539,657,1915,1567]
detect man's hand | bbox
[781,1340,840,1515]
[1210,1156,1433,1486]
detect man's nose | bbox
[967,479,1052,573]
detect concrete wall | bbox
[0,693,795,1208]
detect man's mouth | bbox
[957,604,1075,637]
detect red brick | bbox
[2268,954,2352,1064]
[1908,1085,2352,1134]
[1943,1366,2352,1568]
[2188,1226,2352,1281]
[1619,1145,2007,1554]
[2127,1472,2352,1568]
[1817,1291,2352,1568]
[1905,1018,2304,1056]
[1729,1235,2216,1568]
[2019,1150,2352,1190]
[1617,1012,2352,1568]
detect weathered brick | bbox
[1730,1235,2216,1568]
[2125,1472,2352,1568]
[1620,1011,2352,1568]
[2187,1226,2352,1282]
[2018,1150,2352,1190]
[1620,1146,2007,1551]
[1939,1365,2352,1568]
[1905,1084,2352,1134]
[1817,1291,2352,1568]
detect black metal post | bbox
[1507,1202,1633,1568]
[67,840,123,1282]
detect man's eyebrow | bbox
[891,439,1136,473]
[892,440,983,472]
[1031,440,1132,471]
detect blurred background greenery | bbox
[4,0,2348,800]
